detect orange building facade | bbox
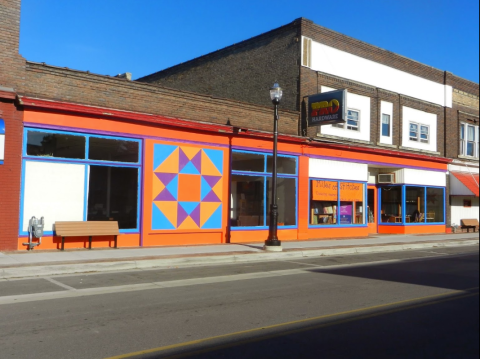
[17,98,449,250]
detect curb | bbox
[1,239,478,279]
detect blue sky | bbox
[19,0,479,83]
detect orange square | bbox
[178,174,201,202]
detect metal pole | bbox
[265,100,281,248]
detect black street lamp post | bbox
[265,83,283,252]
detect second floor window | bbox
[409,123,429,144]
[460,123,479,158]
[382,114,391,137]
[333,109,360,131]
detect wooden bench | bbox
[460,219,479,233]
[55,221,120,250]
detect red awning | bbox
[451,171,479,197]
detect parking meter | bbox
[23,216,44,250]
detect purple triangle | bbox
[203,175,221,188]
[154,188,176,202]
[191,151,202,173]
[203,190,221,203]
[155,172,177,186]
[177,205,189,227]
[190,204,201,227]
[179,149,189,172]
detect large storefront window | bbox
[380,186,403,223]
[406,186,425,222]
[380,185,445,224]
[310,180,365,226]
[230,150,297,228]
[21,128,141,234]
[427,187,445,223]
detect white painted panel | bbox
[319,86,371,142]
[379,101,393,145]
[450,174,475,196]
[0,134,4,161]
[402,168,446,186]
[309,158,368,182]
[307,39,452,108]
[445,85,453,108]
[23,161,85,232]
[451,196,479,226]
[402,107,437,152]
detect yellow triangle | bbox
[178,216,199,230]
[200,202,221,227]
[152,174,166,201]
[201,150,222,176]
[181,146,201,161]
[155,148,179,173]
[212,180,223,200]
[154,202,178,228]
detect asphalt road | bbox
[0,245,478,359]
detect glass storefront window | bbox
[87,166,138,229]
[230,175,265,227]
[310,180,365,226]
[380,185,445,224]
[340,182,365,225]
[427,188,444,223]
[380,186,402,223]
[311,180,338,225]
[230,150,298,229]
[406,186,425,223]
[267,156,297,175]
[26,130,86,159]
[267,177,297,226]
[232,152,265,173]
[89,137,139,163]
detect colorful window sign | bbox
[312,180,337,201]
[0,119,5,164]
[339,182,364,202]
[312,181,363,202]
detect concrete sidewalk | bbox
[1,233,478,279]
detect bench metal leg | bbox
[89,236,93,250]
[114,235,118,249]
[61,237,65,251]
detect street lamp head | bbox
[270,83,283,104]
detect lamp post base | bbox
[264,239,283,252]
[264,244,283,252]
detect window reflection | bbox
[232,152,265,172]
[230,175,265,227]
[27,131,86,159]
[89,137,139,163]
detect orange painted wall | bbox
[17,234,140,251]
[378,225,446,234]
[20,109,449,249]
[231,229,298,243]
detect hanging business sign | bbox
[0,119,4,164]
[307,89,347,127]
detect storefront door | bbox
[367,186,378,234]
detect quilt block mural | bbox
[152,144,224,230]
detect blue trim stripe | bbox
[19,127,143,236]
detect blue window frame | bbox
[20,128,142,235]
[379,185,446,225]
[309,178,367,228]
[230,150,298,230]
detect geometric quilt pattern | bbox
[152,144,224,230]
